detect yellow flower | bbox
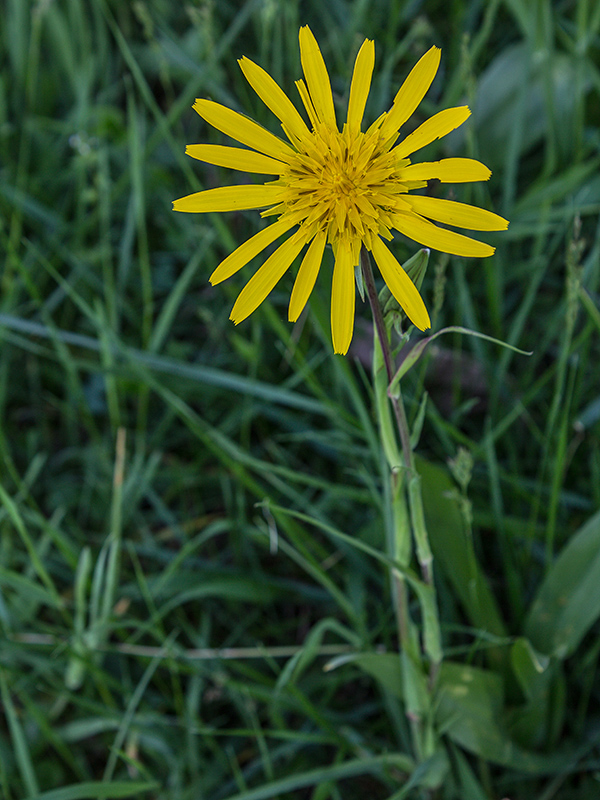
[174,26,508,355]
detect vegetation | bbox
[1,0,600,797]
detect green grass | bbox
[1,0,600,798]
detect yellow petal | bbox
[288,231,327,321]
[370,237,431,331]
[404,195,509,231]
[238,56,311,144]
[393,211,495,257]
[230,229,307,324]
[210,218,297,284]
[294,79,319,129]
[393,106,471,159]
[346,39,375,134]
[173,185,284,213]
[399,157,491,183]
[186,144,286,174]
[193,98,294,161]
[380,46,441,139]
[299,26,337,129]
[330,241,356,355]
[365,111,387,136]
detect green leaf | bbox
[455,42,585,169]
[31,781,158,800]
[525,509,600,658]
[0,484,63,609]
[276,617,360,689]
[0,670,39,796]
[334,654,575,774]
[401,649,430,719]
[435,662,571,773]
[506,638,554,749]
[218,754,415,800]
[417,458,507,641]
[511,637,550,698]
[354,260,365,301]
[402,248,430,291]
[334,652,403,699]
[0,313,328,416]
[450,746,489,800]
[385,750,449,798]
[389,326,531,392]
[0,566,62,610]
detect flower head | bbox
[174,27,508,354]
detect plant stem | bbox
[361,245,438,636]
[361,247,394,382]
[360,247,414,477]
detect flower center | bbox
[329,170,356,196]
[270,126,411,250]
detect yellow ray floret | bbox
[173,26,508,354]
[210,218,297,284]
[346,39,375,135]
[186,144,285,174]
[392,212,495,257]
[331,241,356,355]
[378,46,441,141]
[398,158,491,183]
[230,229,309,324]
[193,99,294,161]
[238,56,311,145]
[404,196,509,231]
[370,237,431,331]
[393,106,471,159]
[289,231,327,322]
[299,26,337,128]
[172,185,284,214]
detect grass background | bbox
[1,0,600,797]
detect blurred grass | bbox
[1,0,600,798]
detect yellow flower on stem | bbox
[174,26,508,355]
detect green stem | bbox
[360,248,414,476]
[361,248,413,650]
[361,246,441,671]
